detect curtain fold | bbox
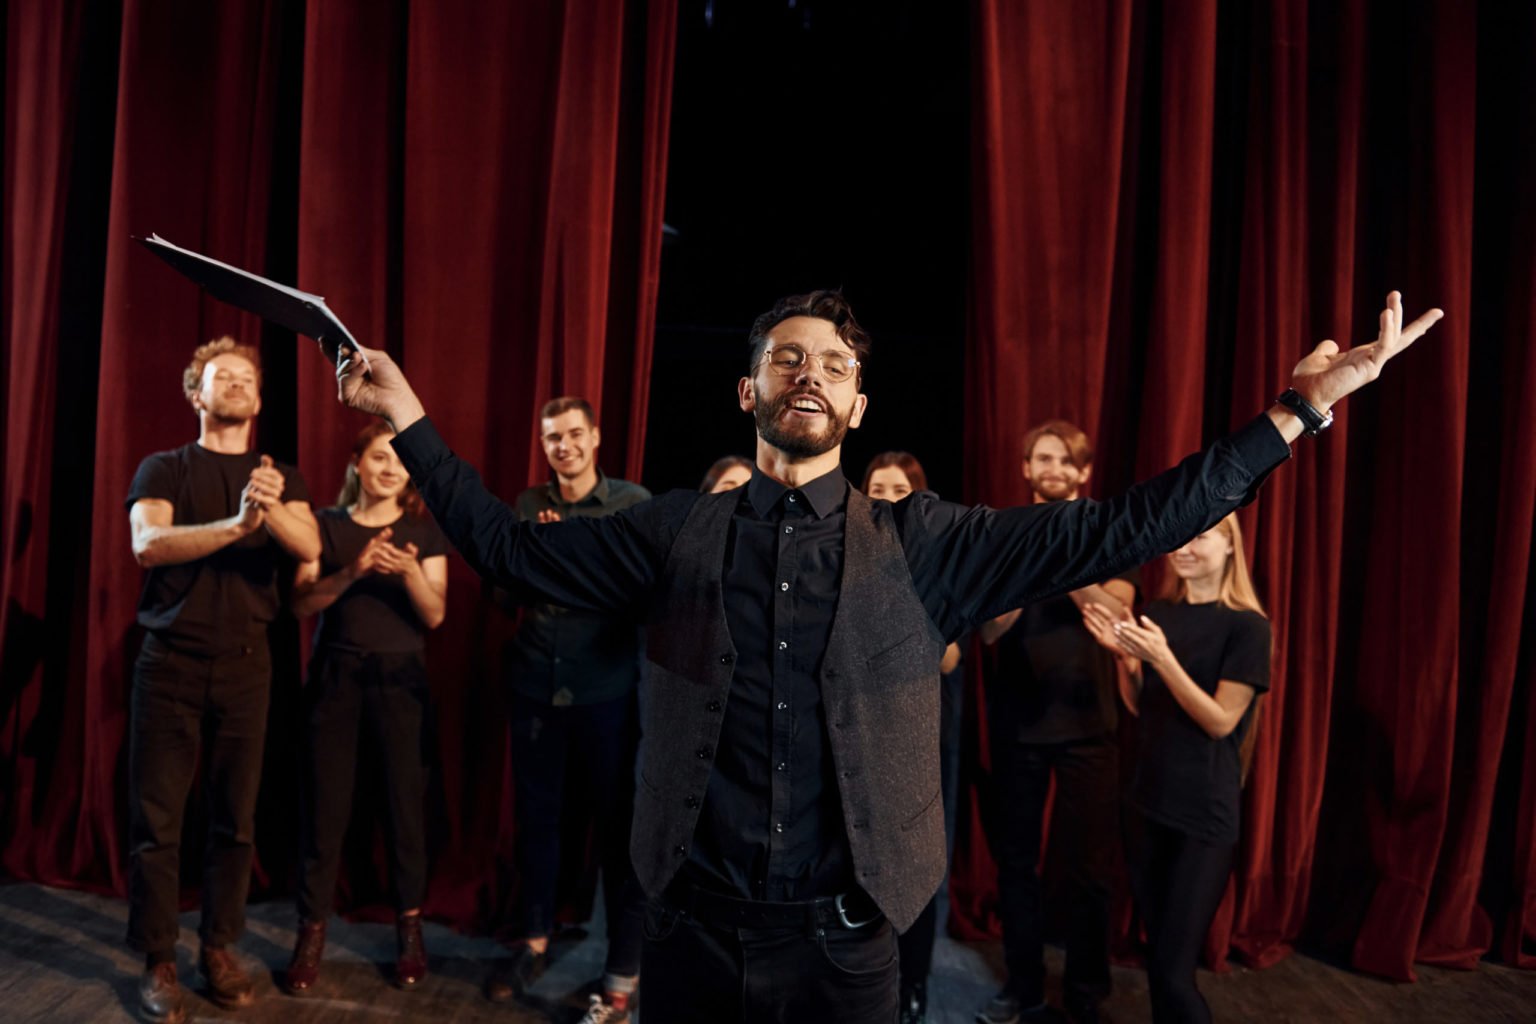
[965,0,1535,981]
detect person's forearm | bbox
[1118,660,1142,715]
[979,609,1021,645]
[264,504,322,562]
[134,516,254,567]
[1153,654,1237,738]
[292,569,357,617]
[400,566,446,629]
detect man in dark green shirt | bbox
[488,396,650,1023]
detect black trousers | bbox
[1125,807,1234,1024]
[508,689,644,976]
[993,734,1119,1007]
[127,634,271,955]
[295,648,429,921]
[641,900,900,1023]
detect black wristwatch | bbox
[1275,388,1333,436]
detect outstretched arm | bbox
[332,343,678,613]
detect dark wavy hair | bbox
[746,290,872,385]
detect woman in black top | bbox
[283,421,449,996]
[1084,512,1270,1024]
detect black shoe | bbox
[484,944,547,1003]
[199,946,256,1009]
[900,979,928,1023]
[138,962,187,1024]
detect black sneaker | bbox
[900,979,928,1023]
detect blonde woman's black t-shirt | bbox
[1131,599,1271,845]
[312,508,450,654]
[126,443,310,657]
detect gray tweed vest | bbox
[630,485,948,932]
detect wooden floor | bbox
[1,881,1533,1023]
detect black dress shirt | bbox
[506,471,652,706]
[393,413,1292,903]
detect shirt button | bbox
[777,701,788,711]
[784,526,794,534]
[774,823,785,833]
[696,745,713,759]
[777,640,788,651]
[706,700,722,712]
[779,582,790,592]
[787,494,798,503]
[776,762,787,772]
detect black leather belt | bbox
[669,884,883,931]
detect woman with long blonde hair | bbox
[1083,512,1271,1023]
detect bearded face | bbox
[753,382,855,459]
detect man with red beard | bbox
[977,420,1137,1024]
[332,289,1439,1022]
[126,337,319,1023]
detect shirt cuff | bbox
[390,416,452,480]
[1232,413,1293,475]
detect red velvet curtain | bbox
[963,0,1536,981]
[1,0,675,932]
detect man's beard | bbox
[206,393,256,423]
[754,386,851,459]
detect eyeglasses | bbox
[758,344,861,384]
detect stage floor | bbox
[0,881,1531,1022]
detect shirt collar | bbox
[545,469,611,507]
[746,464,847,520]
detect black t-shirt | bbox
[312,508,450,654]
[126,443,310,657]
[991,567,1141,743]
[1131,599,1271,844]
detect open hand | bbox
[372,538,420,577]
[336,344,427,431]
[1081,602,1129,654]
[247,455,285,510]
[1292,291,1443,411]
[1110,615,1175,670]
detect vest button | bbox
[684,796,700,809]
[719,653,733,663]
[696,745,713,759]
[706,700,722,712]
[674,845,687,856]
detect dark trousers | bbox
[1126,807,1234,1024]
[509,690,644,976]
[896,665,965,991]
[127,634,271,956]
[993,734,1118,1007]
[641,900,900,1023]
[295,648,429,921]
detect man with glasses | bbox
[332,289,1439,1022]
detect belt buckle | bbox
[834,892,878,929]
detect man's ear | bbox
[738,376,755,413]
[1020,457,1032,482]
[1079,463,1092,487]
[847,393,869,430]
[589,424,601,450]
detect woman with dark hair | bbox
[283,420,450,996]
[698,454,754,493]
[860,452,961,1024]
[1083,512,1270,1024]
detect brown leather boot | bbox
[138,961,187,1023]
[199,945,256,1009]
[395,912,428,989]
[283,919,326,995]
